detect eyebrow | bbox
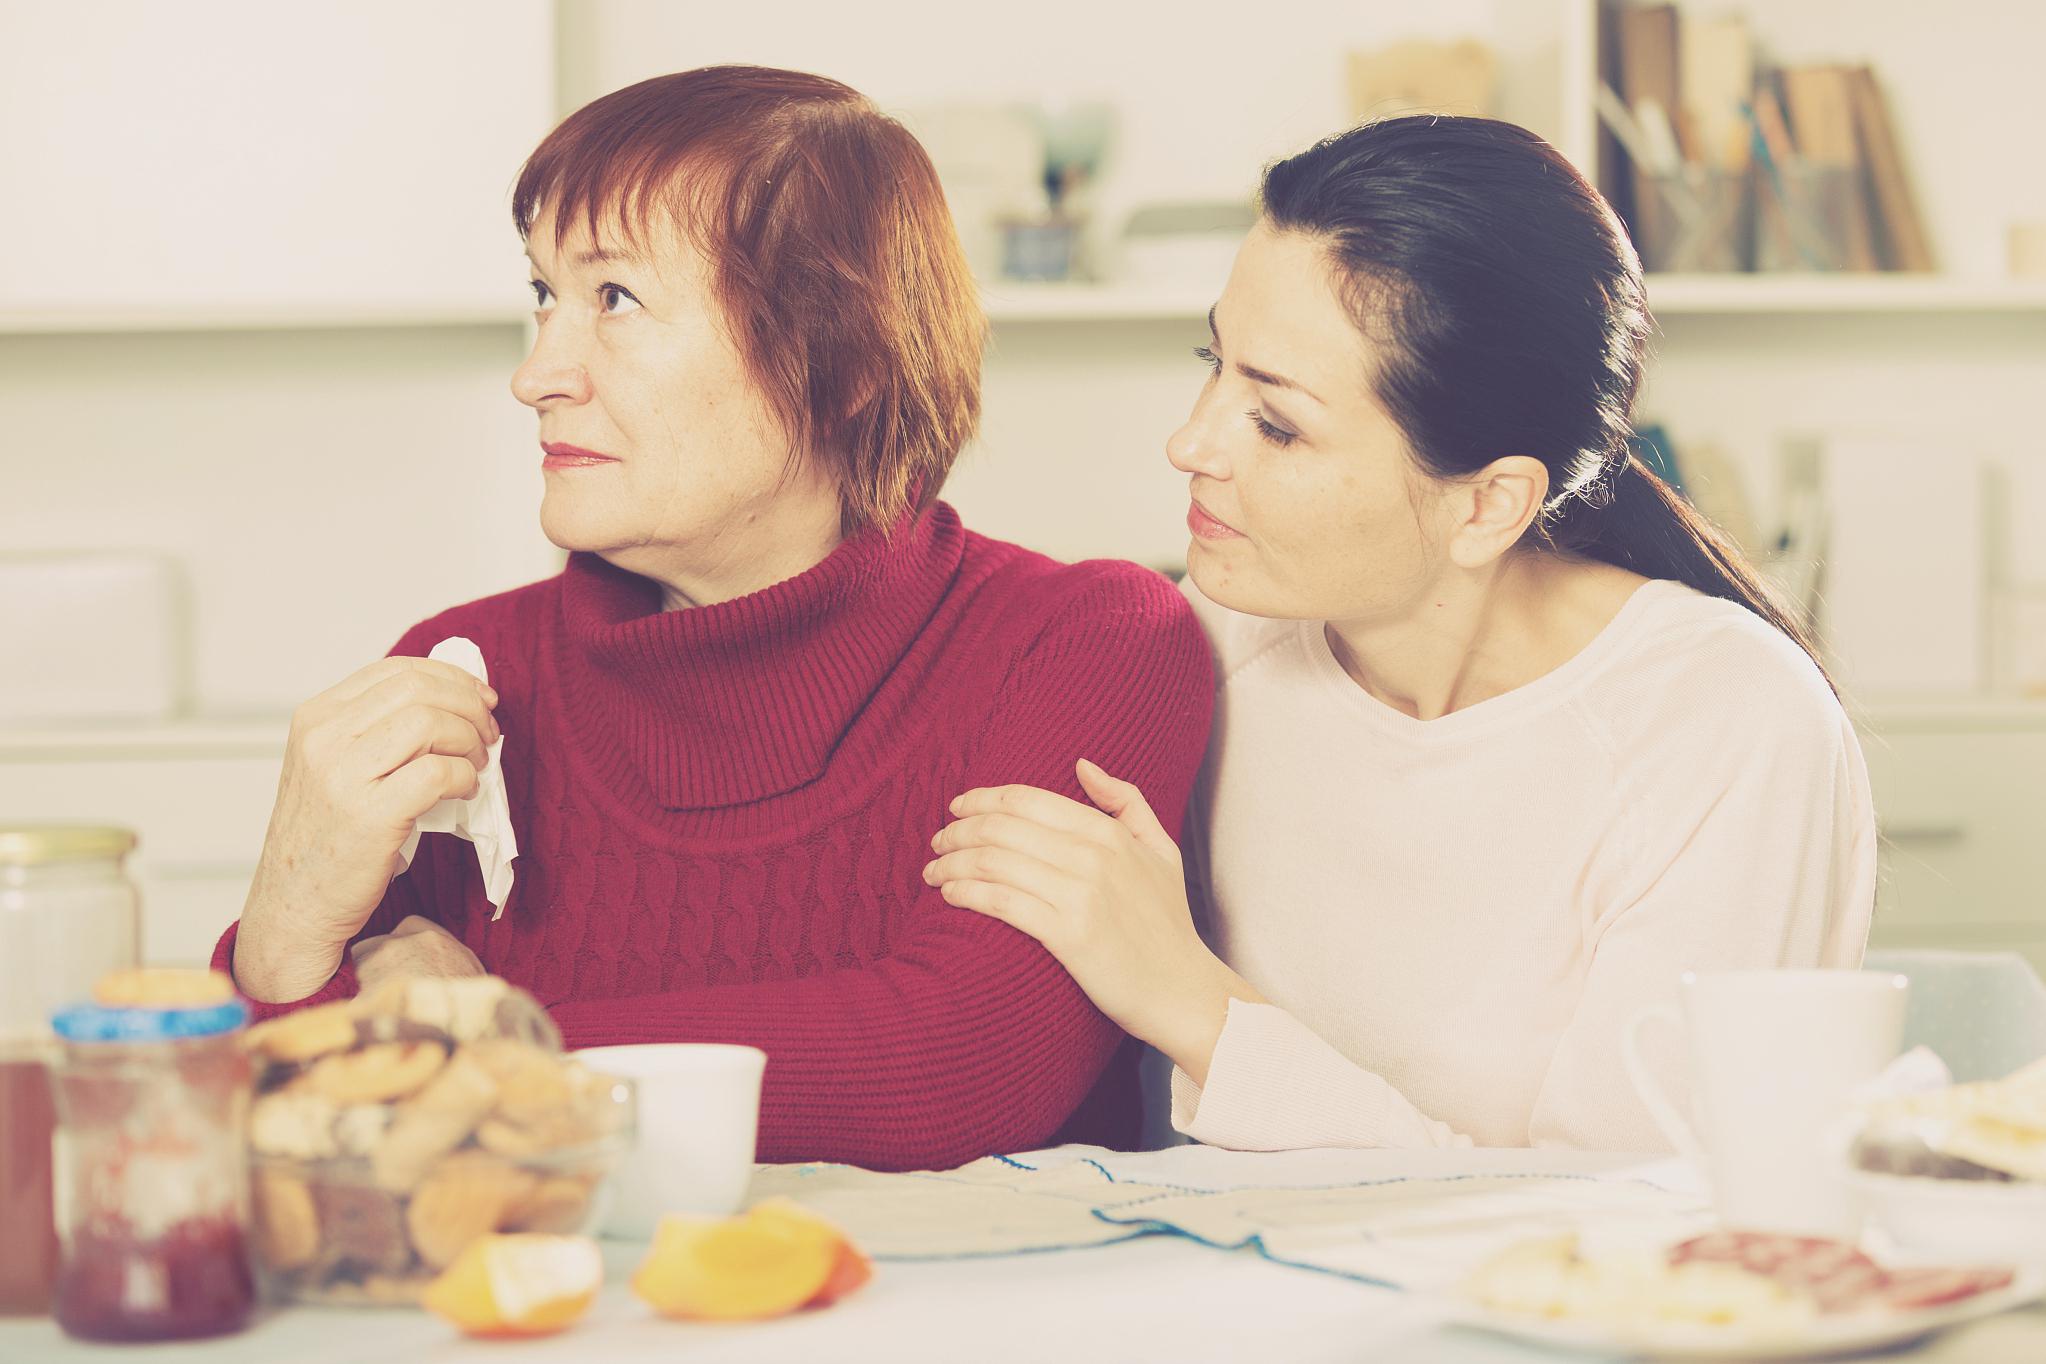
[1208,305,1325,406]
[524,247,651,270]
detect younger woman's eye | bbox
[1246,409,1297,448]
[1192,344,1222,376]
[598,283,642,314]
[527,279,552,308]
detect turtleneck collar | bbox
[556,503,965,810]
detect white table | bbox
[7,1146,2042,1363]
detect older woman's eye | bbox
[1192,345,1222,377]
[598,283,642,315]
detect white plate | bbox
[1445,1265,2045,1361]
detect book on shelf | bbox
[1615,3,1680,262]
[1845,65,1935,272]
[1604,4,1935,275]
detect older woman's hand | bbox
[351,915,487,994]
[925,760,1263,1083]
[233,657,499,1003]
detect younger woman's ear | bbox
[1447,456,1549,569]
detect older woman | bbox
[925,116,1874,1152]
[216,66,1211,1170]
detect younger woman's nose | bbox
[1166,406,1229,480]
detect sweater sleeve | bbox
[547,582,1214,1171]
[1169,1001,1475,1149]
[1522,699,1876,1150]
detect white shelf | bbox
[980,275,2046,325]
[0,304,532,336]
[1645,274,2046,315]
[0,717,289,759]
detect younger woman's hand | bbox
[925,759,1259,1080]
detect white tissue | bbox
[395,636,517,919]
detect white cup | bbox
[572,1043,766,1239]
[1622,969,1908,1237]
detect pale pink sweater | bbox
[1169,577,1876,1152]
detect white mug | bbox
[1621,969,1908,1237]
[572,1043,767,1239]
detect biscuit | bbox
[246,1000,362,1066]
[506,1174,598,1235]
[406,1151,539,1269]
[251,1168,320,1271]
[249,1089,339,1160]
[371,1050,500,1190]
[332,1104,393,1158]
[303,1040,446,1106]
[466,1038,574,1126]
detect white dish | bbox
[1850,1167,2046,1265]
[1446,1264,2044,1361]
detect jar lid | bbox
[0,825,138,866]
[52,997,248,1043]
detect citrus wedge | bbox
[421,1233,602,1337]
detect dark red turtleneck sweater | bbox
[213,504,1212,1170]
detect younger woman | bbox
[925,116,1874,1151]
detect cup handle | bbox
[1621,1003,1706,1164]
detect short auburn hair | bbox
[512,66,985,534]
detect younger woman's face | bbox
[1167,222,1458,623]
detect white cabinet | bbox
[0,0,554,320]
[0,725,285,967]
[1862,710,2046,976]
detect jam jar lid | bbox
[52,999,248,1043]
[52,968,248,1042]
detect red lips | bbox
[541,441,617,470]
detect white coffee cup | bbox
[1622,969,1908,1237]
[572,1043,767,1239]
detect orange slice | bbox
[749,1199,873,1307]
[631,1201,844,1321]
[421,1233,602,1337]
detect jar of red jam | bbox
[48,969,255,1343]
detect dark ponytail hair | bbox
[1260,115,1832,691]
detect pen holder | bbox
[1755,160,1868,273]
[1636,168,1752,273]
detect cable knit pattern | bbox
[214,503,1213,1170]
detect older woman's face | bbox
[1166,222,1457,624]
[513,203,835,598]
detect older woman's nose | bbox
[510,332,594,410]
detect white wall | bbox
[554,0,1574,571]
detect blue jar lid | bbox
[52,998,249,1043]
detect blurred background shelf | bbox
[0,718,289,760]
[1645,274,2046,314]
[0,306,532,335]
[984,275,2046,325]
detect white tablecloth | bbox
[6,1145,2042,1363]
